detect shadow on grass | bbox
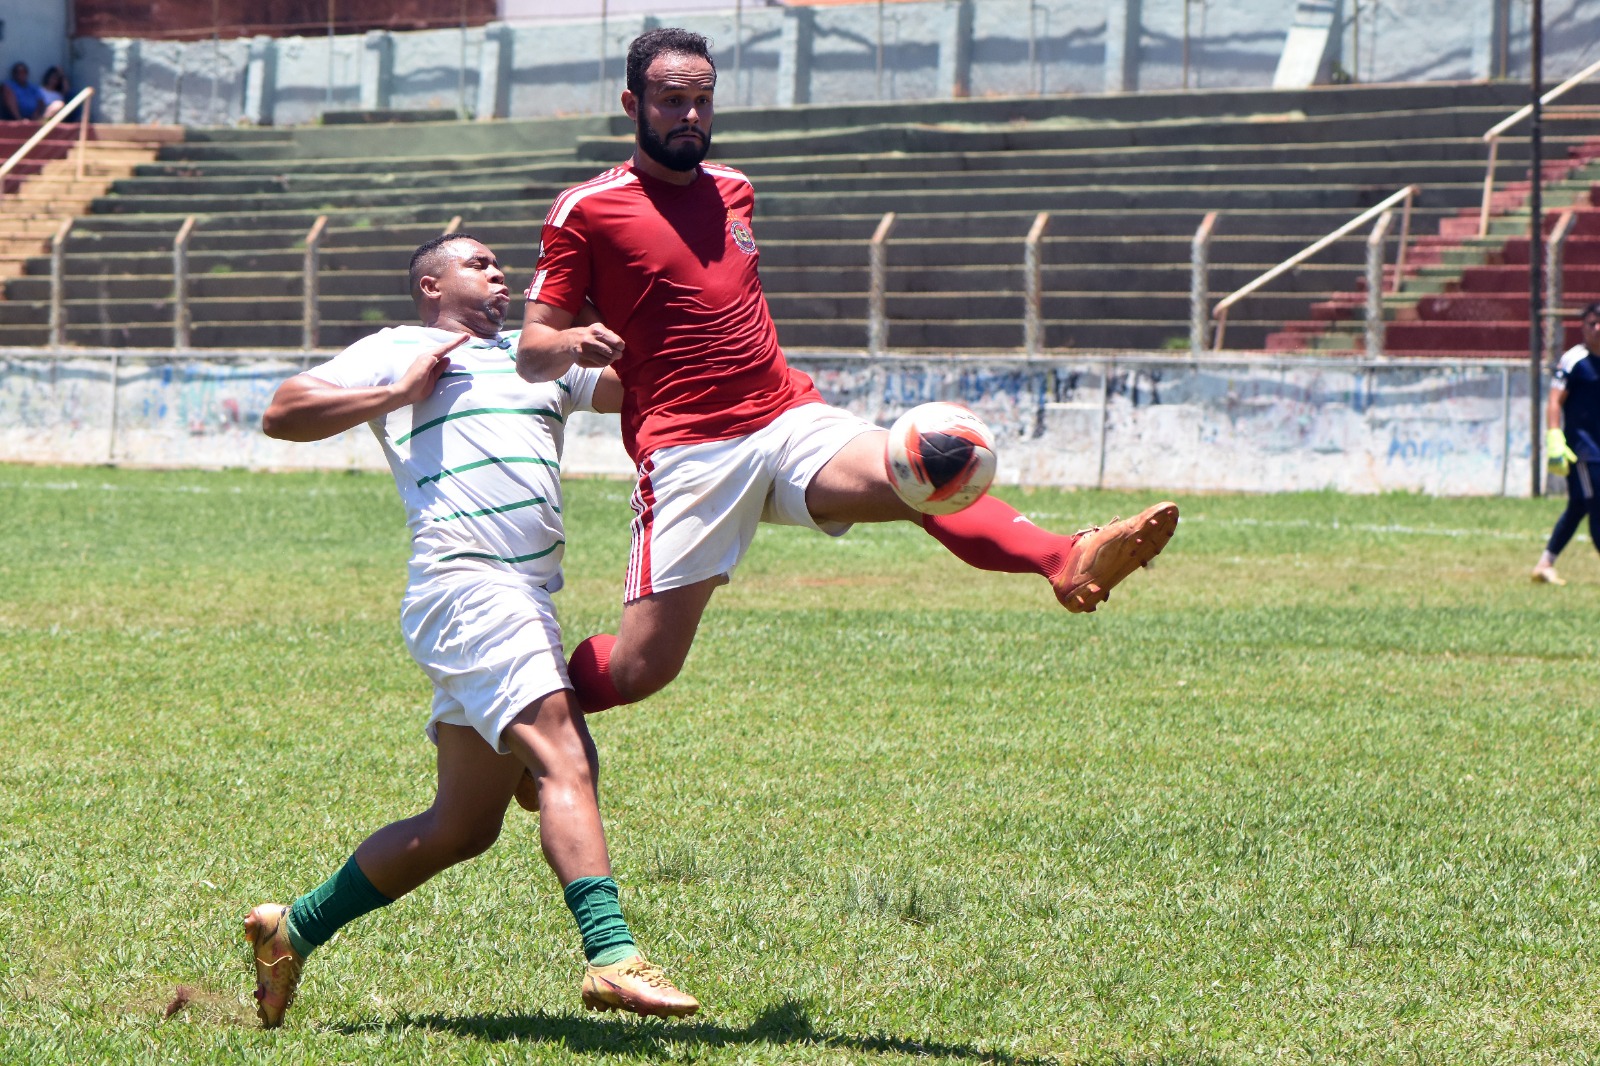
[339,998,1056,1064]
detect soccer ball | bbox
[883,402,998,515]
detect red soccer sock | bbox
[568,634,626,715]
[919,494,1074,579]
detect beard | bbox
[637,112,710,172]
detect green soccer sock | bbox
[563,875,638,967]
[284,854,394,959]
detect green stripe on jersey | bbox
[440,367,521,378]
[416,455,560,487]
[396,406,564,445]
[439,540,565,565]
[432,495,559,523]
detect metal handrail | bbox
[0,87,95,198]
[172,216,197,349]
[302,215,328,352]
[1364,210,1394,358]
[1478,56,1600,237]
[48,218,72,348]
[1022,211,1049,358]
[1545,209,1579,361]
[1211,185,1418,351]
[1189,211,1218,355]
[867,211,896,356]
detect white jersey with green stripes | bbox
[307,325,602,588]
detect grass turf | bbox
[1,464,1597,1064]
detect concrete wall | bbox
[65,0,1600,127]
[0,349,1536,497]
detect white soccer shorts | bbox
[625,402,879,602]
[401,561,570,753]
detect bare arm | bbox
[1549,385,1567,431]
[262,335,466,441]
[592,367,623,415]
[516,301,625,383]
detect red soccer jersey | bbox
[527,159,821,461]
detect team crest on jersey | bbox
[728,213,757,255]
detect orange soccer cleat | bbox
[1053,501,1179,613]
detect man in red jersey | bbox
[516,27,1178,715]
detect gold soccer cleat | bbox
[581,954,699,1018]
[243,903,304,1028]
[1053,501,1179,613]
[1532,563,1567,586]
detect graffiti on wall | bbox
[0,353,1537,496]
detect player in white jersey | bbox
[242,235,697,1027]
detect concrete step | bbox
[120,135,1575,195]
[775,316,1256,351]
[0,293,417,327]
[103,155,1499,202]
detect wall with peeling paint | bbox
[67,0,1598,127]
[0,350,1536,496]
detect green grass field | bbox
[3,464,1598,1064]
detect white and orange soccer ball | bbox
[883,401,998,516]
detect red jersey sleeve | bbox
[526,211,589,316]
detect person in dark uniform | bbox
[1533,302,1600,585]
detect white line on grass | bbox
[0,482,1569,543]
[0,480,371,496]
[1022,511,1565,544]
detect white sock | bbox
[1539,551,1557,568]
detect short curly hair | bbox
[626,27,716,98]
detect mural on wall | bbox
[0,352,1536,492]
[0,353,1535,496]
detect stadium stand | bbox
[0,81,1595,354]
[0,120,181,280]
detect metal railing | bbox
[1022,212,1049,357]
[0,87,95,197]
[1545,208,1580,361]
[1189,211,1218,356]
[172,216,197,348]
[1479,56,1600,237]
[48,218,71,347]
[302,215,328,351]
[1364,210,1394,358]
[867,211,896,356]
[1211,185,1418,351]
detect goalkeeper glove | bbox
[1548,427,1578,476]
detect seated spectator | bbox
[38,67,69,119]
[2,63,45,121]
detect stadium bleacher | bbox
[1,80,1596,354]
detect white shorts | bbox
[625,402,878,601]
[400,561,570,753]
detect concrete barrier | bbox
[0,348,1536,497]
[66,0,1600,127]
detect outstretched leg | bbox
[568,578,720,714]
[807,430,1178,612]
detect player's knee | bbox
[612,655,683,702]
[423,810,504,864]
[448,820,504,862]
